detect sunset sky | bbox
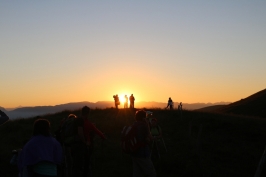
[1,1,266,108]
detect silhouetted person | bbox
[178,102,183,119]
[116,94,120,109]
[131,110,156,177]
[72,106,106,177]
[165,97,173,110]
[18,119,62,177]
[113,94,120,109]
[113,95,116,108]
[178,102,183,111]
[124,95,128,108]
[130,94,135,109]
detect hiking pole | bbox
[150,140,155,158]
[161,137,167,152]
[155,140,161,159]
[63,144,67,177]
[100,138,104,174]
[63,144,71,177]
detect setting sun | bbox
[118,94,130,105]
[119,95,125,104]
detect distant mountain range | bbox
[197,88,266,118]
[1,101,230,119]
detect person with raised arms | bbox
[71,106,107,177]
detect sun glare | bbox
[117,93,130,105]
[120,96,125,104]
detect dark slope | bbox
[1,109,266,177]
[196,105,226,112]
[217,88,266,118]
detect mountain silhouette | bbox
[196,105,226,112]
[216,88,266,118]
[5,102,103,119]
[198,88,266,118]
[2,101,230,119]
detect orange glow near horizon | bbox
[116,93,130,105]
[1,73,264,108]
[1,1,266,109]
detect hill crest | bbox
[1,101,230,119]
[217,88,266,117]
[198,88,266,118]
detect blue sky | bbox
[1,1,265,108]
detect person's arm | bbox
[76,118,88,144]
[89,123,106,140]
[147,132,153,142]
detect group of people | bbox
[113,94,135,109]
[9,106,107,177]
[3,94,178,177]
[112,94,179,111]
[7,106,165,177]
[165,97,183,111]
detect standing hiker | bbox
[18,119,62,177]
[179,102,183,111]
[178,102,183,118]
[131,110,156,177]
[165,97,174,110]
[124,95,129,108]
[55,114,79,177]
[71,106,106,177]
[129,94,135,109]
[113,94,120,109]
[113,95,116,108]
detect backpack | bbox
[121,123,145,154]
[60,117,80,145]
[150,125,161,137]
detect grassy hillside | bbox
[1,108,266,177]
[217,88,266,118]
[196,105,226,112]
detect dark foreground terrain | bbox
[1,108,266,177]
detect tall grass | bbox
[1,108,266,177]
